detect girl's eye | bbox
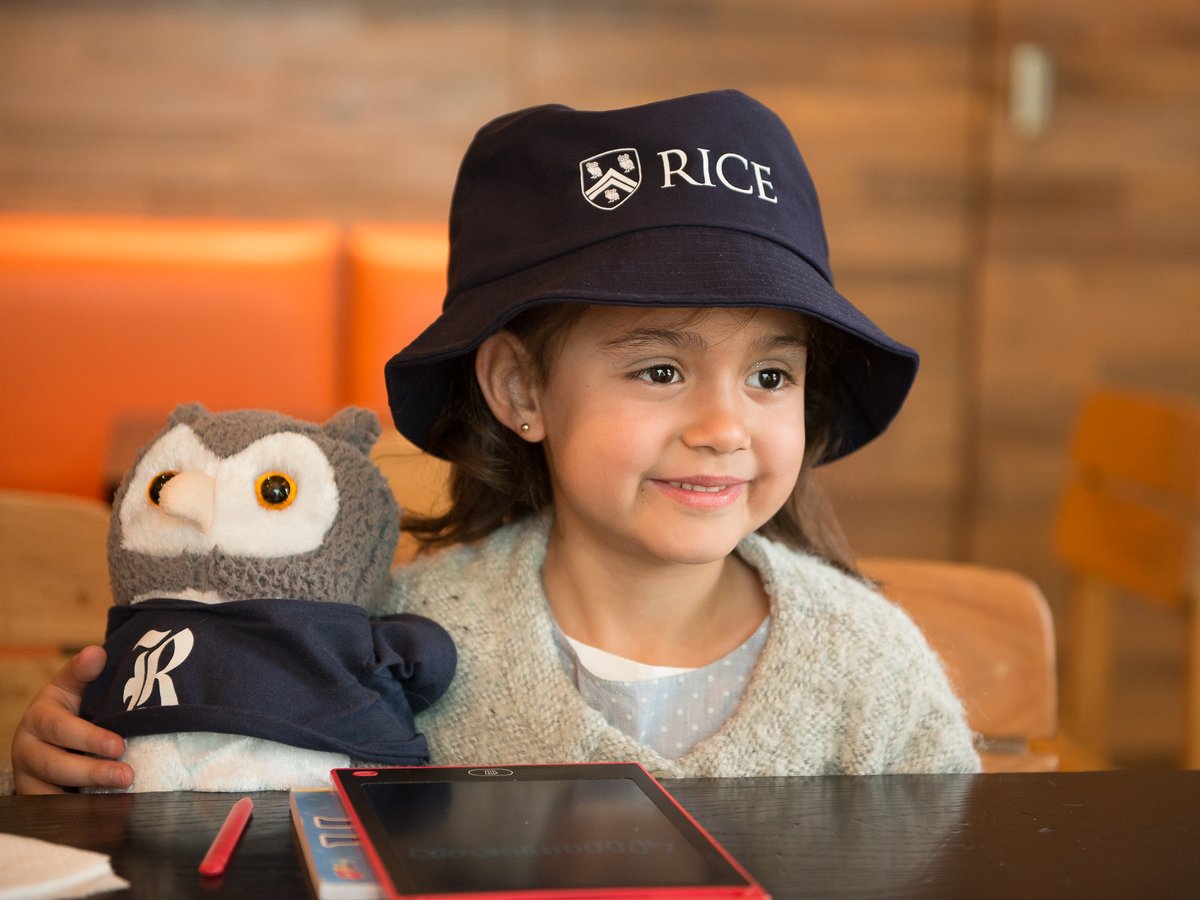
[637,365,680,385]
[257,472,297,510]
[750,368,789,390]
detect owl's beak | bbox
[157,471,216,533]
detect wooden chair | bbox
[860,557,1065,772]
[1055,386,1200,769]
[373,435,1081,771]
[0,490,113,762]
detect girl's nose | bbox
[156,470,217,533]
[681,392,750,453]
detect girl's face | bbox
[532,305,808,568]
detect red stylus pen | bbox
[198,796,254,877]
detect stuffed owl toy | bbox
[80,403,456,792]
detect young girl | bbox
[10,90,978,793]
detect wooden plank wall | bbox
[0,0,981,562]
[974,0,1200,764]
[1,0,1197,763]
[974,0,1200,592]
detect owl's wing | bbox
[370,614,458,713]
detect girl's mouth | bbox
[654,477,747,509]
[666,481,729,493]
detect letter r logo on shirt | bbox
[122,628,195,710]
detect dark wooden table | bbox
[2,771,1198,899]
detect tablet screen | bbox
[331,764,766,898]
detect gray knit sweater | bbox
[377,515,981,778]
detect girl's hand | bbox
[11,646,133,794]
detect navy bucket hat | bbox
[385,90,918,463]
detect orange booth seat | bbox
[0,215,452,756]
[0,215,343,499]
[343,222,448,417]
[343,223,451,560]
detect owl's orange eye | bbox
[147,471,177,506]
[257,472,296,509]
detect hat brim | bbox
[385,226,918,463]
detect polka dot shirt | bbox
[553,618,769,758]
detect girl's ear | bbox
[475,331,545,442]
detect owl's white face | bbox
[118,424,340,561]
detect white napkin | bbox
[0,833,129,899]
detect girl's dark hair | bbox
[401,304,859,575]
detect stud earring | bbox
[519,423,531,433]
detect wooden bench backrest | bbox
[0,215,342,499]
[344,223,447,418]
[860,557,1058,771]
[1055,387,1200,608]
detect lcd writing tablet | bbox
[331,763,768,899]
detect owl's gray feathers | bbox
[108,404,399,609]
[165,402,381,457]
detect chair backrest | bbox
[0,214,342,499]
[344,223,448,418]
[0,490,112,647]
[1055,387,1200,608]
[859,556,1058,772]
[0,489,113,763]
[1054,385,1200,768]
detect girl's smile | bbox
[653,477,748,510]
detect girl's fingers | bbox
[38,647,124,756]
[12,730,133,794]
[57,644,109,708]
[22,689,125,760]
[10,647,133,794]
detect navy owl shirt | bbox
[80,599,457,765]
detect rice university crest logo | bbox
[122,627,195,710]
[580,148,641,210]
